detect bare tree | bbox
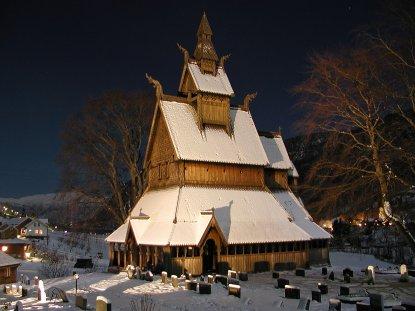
[58,91,153,226]
[294,45,415,250]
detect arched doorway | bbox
[203,239,217,273]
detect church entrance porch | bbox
[202,239,217,273]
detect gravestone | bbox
[14,301,23,311]
[228,277,239,286]
[198,282,211,294]
[402,300,415,311]
[295,269,305,277]
[185,280,197,291]
[171,275,178,288]
[329,271,335,281]
[228,284,241,298]
[239,272,248,281]
[21,287,28,298]
[145,271,153,282]
[37,280,46,302]
[400,264,409,282]
[5,285,11,294]
[75,295,87,310]
[367,266,375,284]
[311,290,321,303]
[227,270,237,279]
[161,271,168,284]
[277,278,289,289]
[96,296,111,311]
[328,298,341,310]
[207,275,214,284]
[322,267,328,275]
[215,275,228,286]
[126,265,135,279]
[12,284,17,294]
[34,276,39,286]
[369,293,384,311]
[356,301,370,311]
[272,271,280,279]
[285,285,300,299]
[343,268,353,278]
[46,287,69,302]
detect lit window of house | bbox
[39,230,43,235]
[1,245,8,252]
[35,230,39,234]
[5,267,11,277]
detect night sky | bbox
[0,0,378,197]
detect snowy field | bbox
[1,250,414,310]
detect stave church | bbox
[106,13,331,275]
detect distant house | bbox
[0,238,31,259]
[0,223,17,239]
[0,217,32,238]
[21,219,49,239]
[0,251,20,284]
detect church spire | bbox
[194,13,218,74]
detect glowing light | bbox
[1,246,8,252]
[25,252,31,259]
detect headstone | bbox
[277,278,289,289]
[75,295,87,310]
[21,287,28,298]
[322,267,328,275]
[126,265,136,279]
[402,300,415,311]
[207,275,214,284]
[161,271,168,284]
[329,271,335,281]
[295,269,305,277]
[96,296,111,311]
[272,271,280,279]
[297,298,310,310]
[37,280,46,302]
[185,280,197,291]
[5,285,11,294]
[369,293,384,311]
[215,275,228,286]
[227,270,237,279]
[12,284,17,294]
[317,283,328,295]
[328,298,341,310]
[228,277,239,286]
[171,275,178,288]
[34,276,39,286]
[367,266,375,284]
[228,284,241,298]
[14,301,23,311]
[145,271,153,282]
[342,268,353,278]
[400,264,409,282]
[239,272,248,281]
[285,285,300,299]
[339,286,350,296]
[356,301,370,311]
[311,290,321,303]
[198,282,211,294]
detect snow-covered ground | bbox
[1,251,413,310]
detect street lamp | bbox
[74,273,79,294]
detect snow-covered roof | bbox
[288,161,299,178]
[0,217,30,227]
[106,221,129,243]
[0,251,20,267]
[272,190,331,240]
[259,135,293,170]
[126,186,311,246]
[187,63,234,96]
[160,101,269,166]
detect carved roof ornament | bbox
[241,92,257,111]
[145,73,163,101]
[193,12,219,62]
[219,54,231,68]
[177,43,189,64]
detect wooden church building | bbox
[106,13,331,275]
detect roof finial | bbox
[193,12,218,62]
[241,92,257,111]
[145,73,163,101]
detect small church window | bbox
[194,247,200,256]
[251,244,258,253]
[187,247,193,257]
[228,245,235,255]
[258,244,266,253]
[243,245,251,254]
[267,243,273,253]
[220,245,227,255]
[236,245,243,255]
[178,247,185,257]
[280,243,286,252]
[287,243,293,252]
[273,243,280,252]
